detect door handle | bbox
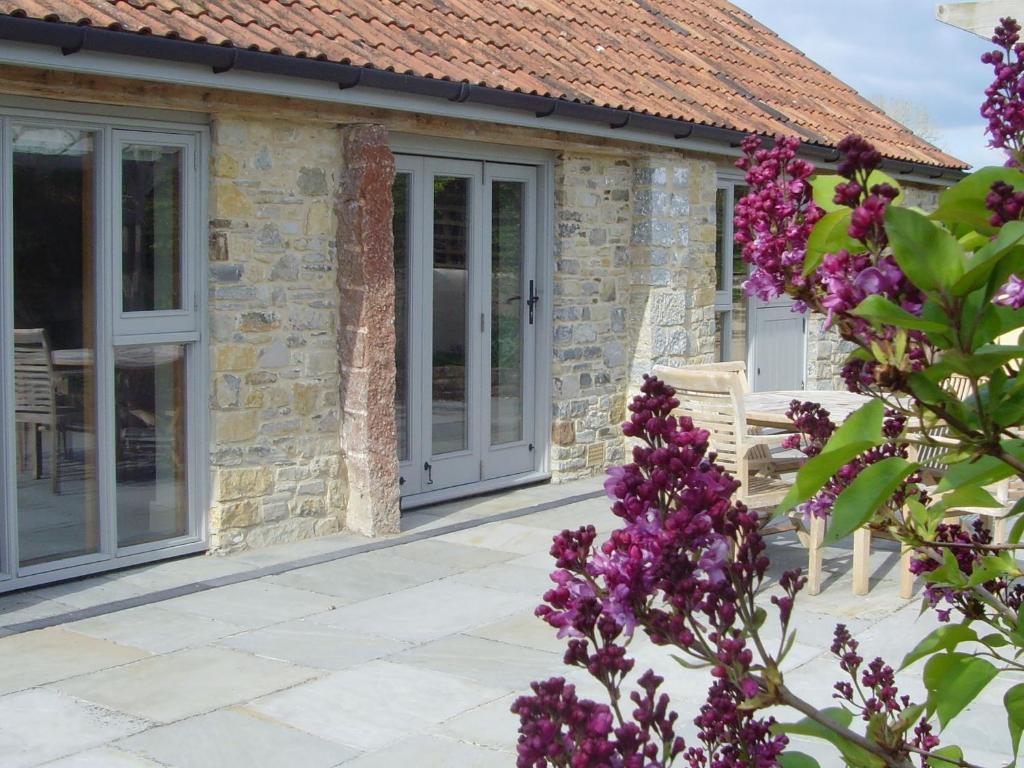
[527,280,539,324]
[424,461,433,485]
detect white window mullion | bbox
[96,125,118,558]
[1,116,15,579]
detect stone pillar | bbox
[628,155,718,384]
[335,124,400,536]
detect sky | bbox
[731,0,1007,169]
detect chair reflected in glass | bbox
[13,328,86,494]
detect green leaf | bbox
[824,457,917,544]
[923,652,998,727]
[778,400,885,514]
[901,625,978,669]
[774,708,884,768]
[931,166,1024,235]
[929,746,966,768]
[850,295,950,334]
[804,209,855,276]
[929,485,1002,519]
[1005,683,1024,760]
[886,206,965,293]
[778,753,821,768]
[670,653,709,670]
[966,552,1021,587]
[935,449,1020,494]
[953,220,1024,295]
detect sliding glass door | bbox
[394,155,539,499]
[0,110,205,589]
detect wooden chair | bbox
[653,365,828,594]
[13,328,80,494]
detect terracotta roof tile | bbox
[0,0,966,168]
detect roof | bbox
[0,0,966,170]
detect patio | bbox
[0,477,1013,767]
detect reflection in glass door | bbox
[393,156,538,499]
[12,126,100,567]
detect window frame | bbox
[112,129,200,340]
[715,173,749,363]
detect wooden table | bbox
[743,390,871,429]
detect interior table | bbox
[743,389,871,430]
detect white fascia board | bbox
[0,40,954,187]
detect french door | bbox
[394,155,539,499]
[0,110,206,591]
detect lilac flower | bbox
[982,18,1024,163]
[994,273,1024,308]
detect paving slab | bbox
[118,708,359,768]
[467,609,567,654]
[309,580,536,643]
[218,619,412,670]
[434,693,521,752]
[38,746,162,767]
[386,633,560,690]
[245,660,507,752]
[158,580,338,629]
[434,520,566,555]
[444,561,554,597]
[389,538,519,570]
[0,689,148,768]
[264,550,456,603]
[0,627,149,695]
[65,604,245,654]
[54,646,319,723]
[339,734,510,768]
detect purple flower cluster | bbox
[785,405,926,522]
[830,626,939,761]
[735,134,931,393]
[514,376,793,766]
[986,180,1024,226]
[733,135,824,304]
[982,17,1024,164]
[909,519,1024,623]
[781,400,836,458]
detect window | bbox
[714,179,749,363]
[1,108,205,587]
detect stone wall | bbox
[550,151,718,480]
[207,116,346,551]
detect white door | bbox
[393,156,538,498]
[749,297,806,391]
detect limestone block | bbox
[216,467,274,502]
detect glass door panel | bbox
[115,344,188,548]
[11,125,100,567]
[490,179,526,446]
[431,175,471,456]
[482,165,536,480]
[420,159,481,491]
[121,144,183,313]
[393,171,411,464]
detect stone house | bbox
[0,1,965,591]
